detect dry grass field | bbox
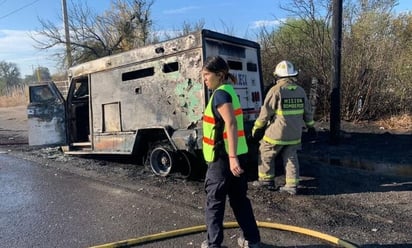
[0,86,28,107]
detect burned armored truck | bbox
[27,29,264,178]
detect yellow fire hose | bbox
[89,221,359,248]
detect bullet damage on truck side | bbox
[64,43,206,177]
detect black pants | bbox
[204,155,260,247]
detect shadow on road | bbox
[297,130,412,196]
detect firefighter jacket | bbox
[254,78,314,145]
[203,84,248,162]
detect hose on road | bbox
[88,221,358,248]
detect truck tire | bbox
[175,151,191,179]
[149,146,173,176]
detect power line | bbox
[0,0,40,20]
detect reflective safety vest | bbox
[202,84,248,162]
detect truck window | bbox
[73,81,89,99]
[122,67,155,81]
[247,62,258,72]
[162,62,179,73]
[227,60,243,71]
[30,85,55,103]
[205,40,246,58]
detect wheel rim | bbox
[150,147,173,176]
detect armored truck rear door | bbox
[202,31,263,122]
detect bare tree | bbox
[179,20,205,36]
[32,0,154,69]
[389,13,412,115]
[341,0,410,120]
[0,61,21,94]
[258,0,332,118]
[159,20,205,41]
[258,0,411,120]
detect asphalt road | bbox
[2,151,368,248]
[2,150,412,248]
[1,106,411,248]
[0,154,207,248]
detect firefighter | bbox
[201,56,261,248]
[251,60,315,195]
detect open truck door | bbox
[27,81,67,146]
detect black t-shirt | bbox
[210,87,248,161]
[211,89,232,156]
[212,89,232,121]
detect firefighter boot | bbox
[251,180,276,190]
[279,186,297,195]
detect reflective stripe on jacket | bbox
[254,78,314,145]
[202,84,248,162]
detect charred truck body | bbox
[28,29,264,178]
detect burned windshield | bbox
[30,85,55,103]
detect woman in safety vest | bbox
[201,56,261,248]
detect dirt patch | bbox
[1,105,411,247]
[0,105,28,145]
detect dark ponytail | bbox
[203,56,237,84]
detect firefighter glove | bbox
[308,127,317,140]
[251,126,265,142]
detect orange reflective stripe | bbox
[233,108,243,116]
[205,110,241,123]
[203,115,215,124]
[223,130,245,139]
[238,130,245,137]
[203,136,214,145]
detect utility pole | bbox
[330,0,342,145]
[36,67,42,82]
[62,0,72,67]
